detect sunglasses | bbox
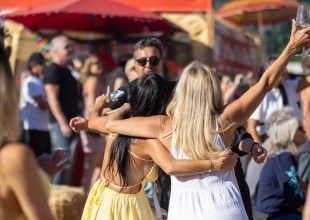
[136,56,160,67]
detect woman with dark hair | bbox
[73,73,238,220]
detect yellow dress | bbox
[82,152,159,220]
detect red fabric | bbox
[0,0,58,8]
[0,0,212,12]
[1,0,183,34]
[113,0,212,12]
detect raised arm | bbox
[221,20,310,131]
[145,139,238,176]
[71,87,118,134]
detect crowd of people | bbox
[0,19,310,220]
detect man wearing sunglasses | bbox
[44,35,79,185]
[110,38,176,110]
[133,38,163,76]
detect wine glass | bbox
[295,5,310,57]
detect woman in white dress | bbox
[91,21,310,220]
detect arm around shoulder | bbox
[106,114,169,140]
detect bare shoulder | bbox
[0,143,35,172]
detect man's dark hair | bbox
[105,73,169,191]
[133,38,163,59]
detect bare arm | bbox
[221,21,310,132]
[246,118,263,144]
[301,88,310,139]
[146,139,238,176]
[88,91,119,134]
[223,73,243,104]
[114,77,127,91]
[45,84,71,137]
[1,143,55,220]
[33,95,49,110]
[302,184,310,219]
[297,74,310,92]
[83,78,97,117]
[238,138,267,164]
[107,112,168,141]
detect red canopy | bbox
[113,0,212,12]
[1,0,183,34]
[0,0,57,8]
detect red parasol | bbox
[216,0,299,26]
[0,0,182,34]
[113,0,212,12]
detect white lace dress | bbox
[168,132,248,220]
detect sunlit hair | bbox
[265,107,299,158]
[0,30,20,145]
[50,35,68,57]
[166,61,228,159]
[80,54,100,84]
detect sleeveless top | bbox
[101,149,159,190]
[168,117,248,220]
[82,142,159,220]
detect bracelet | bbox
[208,159,214,173]
[250,142,259,156]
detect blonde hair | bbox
[265,107,299,158]
[166,61,227,159]
[0,43,20,145]
[80,55,99,84]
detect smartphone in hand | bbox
[110,90,125,101]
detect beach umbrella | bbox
[216,0,299,39]
[0,0,182,35]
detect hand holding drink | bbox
[295,5,310,56]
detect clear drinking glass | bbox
[295,5,310,57]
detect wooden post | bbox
[206,8,215,49]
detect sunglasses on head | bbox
[136,56,160,67]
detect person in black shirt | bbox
[44,35,79,185]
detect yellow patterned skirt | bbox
[82,177,155,220]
